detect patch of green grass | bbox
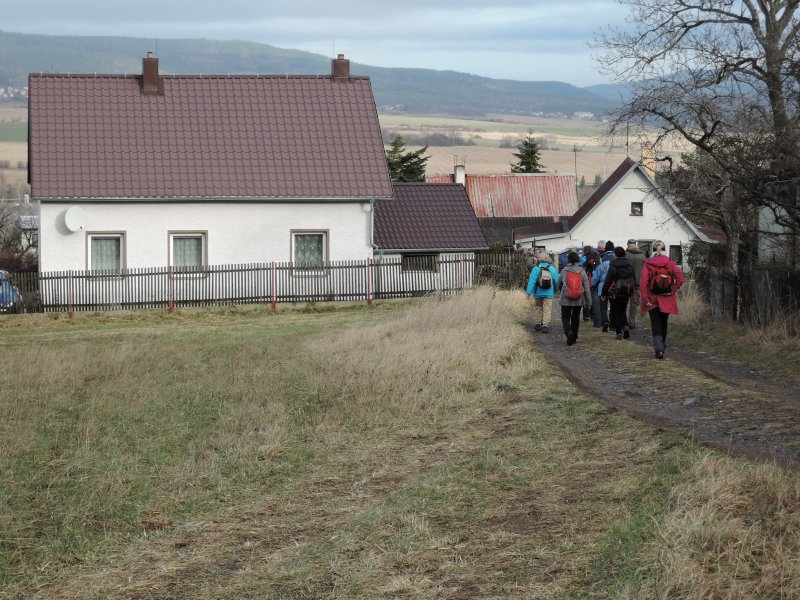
[0,121,26,142]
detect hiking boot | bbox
[602,323,609,333]
[534,324,542,331]
[567,337,574,346]
[541,326,549,333]
[623,326,630,339]
[616,332,623,340]
[655,351,665,359]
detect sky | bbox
[4,0,630,87]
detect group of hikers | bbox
[526,239,685,359]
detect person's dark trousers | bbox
[598,295,609,327]
[648,308,670,341]
[591,290,602,326]
[561,305,582,342]
[609,296,630,334]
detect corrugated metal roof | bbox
[465,174,578,219]
[29,73,393,200]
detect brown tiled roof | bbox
[29,74,393,200]
[374,183,488,251]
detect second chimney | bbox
[142,51,160,94]
[332,54,350,81]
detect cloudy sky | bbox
[5,0,629,86]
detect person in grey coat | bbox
[558,251,593,346]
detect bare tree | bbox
[594,1,800,245]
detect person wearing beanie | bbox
[625,239,645,329]
[604,240,615,252]
[640,240,685,358]
[601,246,635,339]
[526,252,559,333]
[558,251,592,345]
[579,245,599,322]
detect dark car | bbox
[0,270,24,314]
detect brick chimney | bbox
[332,54,350,81]
[142,52,160,95]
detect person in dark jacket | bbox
[558,251,592,346]
[601,246,635,339]
[640,240,685,358]
[625,239,646,329]
[579,245,598,322]
[593,240,616,331]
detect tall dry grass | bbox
[307,287,535,431]
[672,279,709,328]
[618,454,800,599]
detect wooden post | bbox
[366,258,373,305]
[168,266,174,313]
[270,262,277,313]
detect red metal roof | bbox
[374,183,487,251]
[425,174,578,219]
[28,73,393,200]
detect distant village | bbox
[0,85,28,101]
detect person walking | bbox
[526,252,559,333]
[593,241,616,331]
[640,240,685,359]
[625,239,645,329]
[558,251,592,345]
[601,246,635,339]
[580,245,598,323]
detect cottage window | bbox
[170,232,207,271]
[669,244,683,265]
[89,234,123,272]
[401,254,438,272]
[631,202,643,216]
[292,231,327,269]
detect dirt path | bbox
[532,305,800,470]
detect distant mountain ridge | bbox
[0,30,622,117]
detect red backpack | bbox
[649,263,675,295]
[565,271,584,300]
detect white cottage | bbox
[28,54,393,274]
[514,157,713,265]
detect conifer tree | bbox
[386,135,429,182]
[510,131,545,173]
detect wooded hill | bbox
[1,30,621,117]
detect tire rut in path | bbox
[531,307,800,470]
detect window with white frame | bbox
[89,233,124,272]
[170,232,206,271]
[292,231,327,269]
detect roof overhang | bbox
[36,195,394,203]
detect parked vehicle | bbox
[0,270,24,314]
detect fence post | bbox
[67,271,74,318]
[168,266,174,313]
[270,261,277,313]
[366,258,373,305]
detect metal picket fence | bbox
[8,253,528,313]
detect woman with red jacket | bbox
[640,240,685,359]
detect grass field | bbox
[1,290,797,598]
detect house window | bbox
[292,231,327,269]
[401,254,438,272]
[170,232,207,271]
[669,244,683,265]
[89,233,124,272]
[631,202,643,216]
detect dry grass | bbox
[1,290,798,598]
[669,280,800,381]
[618,454,800,599]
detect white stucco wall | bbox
[519,169,701,258]
[39,201,374,272]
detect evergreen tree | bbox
[510,131,545,173]
[593,174,603,187]
[386,135,429,182]
[579,175,586,188]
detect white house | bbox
[514,157,714,265]
[29,54,393,274]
